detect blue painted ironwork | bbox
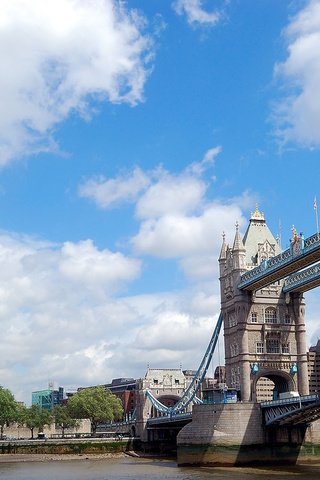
[145,312,223,417]
[238,232,320,291]
[283,262,320,293]
[290,363,298,375]
[250,362,259,375]
[260,394,320,426]
[145,389,173,415]
[172,311,223,414]
[147,412,192,426]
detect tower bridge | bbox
[136,206,320,465]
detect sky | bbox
[1,0,320,405]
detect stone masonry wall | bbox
[177,402,264,446]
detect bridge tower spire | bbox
[219,207,309,402]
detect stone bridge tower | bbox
[218,206,309,402]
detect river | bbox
[0,456,320,480]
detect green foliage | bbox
[0,387,18,438]
[24,405,53,438]
[67,386,123,434]
[14,403,28,427]
[53,405,79,438]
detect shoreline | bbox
[0,452,128,463]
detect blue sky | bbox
[1,0,320,404]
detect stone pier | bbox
[177,403,320,466]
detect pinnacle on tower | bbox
[219,232,227,262]
[251,204,265,222]
[232,221,245,252]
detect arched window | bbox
[265,307,277,324]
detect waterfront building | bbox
[308,339,320,394]
[32,382,64,410]
[102,378,137,420]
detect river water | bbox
[0,457,320,480]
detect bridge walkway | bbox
[260,394,320,426]
[238,232,320,291]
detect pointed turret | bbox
[232,222,245,252]
[219,232,227,277]
[232,222,246,271]
[219,232,227,261]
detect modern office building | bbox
[308,339,320,394]
[32,382,64,410]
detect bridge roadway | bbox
[260,394,320,426]
[146,412,192,429]
[146,394,320,431]
[283,262,320,293]
[238,232,320,291]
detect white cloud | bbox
[79,150,250,280]
[79,168,150,208]
[135,172,207,219]
[273,0,320,147]
[79,146,221,216]
[172,0,223,26]
[131,203,245,261]
[59,240,141,292]
[187,145,221,176]
[0,0,152,165]
[1,155,256,404]
[0,232,143,402]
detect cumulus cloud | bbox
[79,146,221,216]
[112,292,223,374]
[273,0,320,147]
[135,172,207,219]
[2,151,257,403]
[59,240,141,292]
[172,0,223,26]
[131,203,244,261]
[78,168,150,209]
[79,148,250,280]
[0,0,152,165]
[0,232,142,401]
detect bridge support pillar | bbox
[177,403,320,466]
[293,293,309,396]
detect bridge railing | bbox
[239,232,320,289]
[260,393,320,408]
[283,262,320,292]
[147,412,192,425]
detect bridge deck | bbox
[283,262,320,292]
[238,233,320,291]
[261,394,320,426]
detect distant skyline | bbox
[1,0,320,404]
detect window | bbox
[231,366,240,388]
[153,379,158,385]
[175,379,180,385]
[266,339,280,353]
[256,342,264,354]
[265,307,277,324]
[230,343,239,357]
[228,313,237,327]
[284,314,292,324]
[251,312,258,323]
[282,343,290,354]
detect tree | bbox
[53,405,79,438]
[25,405,53,439]
[0,387,18,439]
[67,386,123,435]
